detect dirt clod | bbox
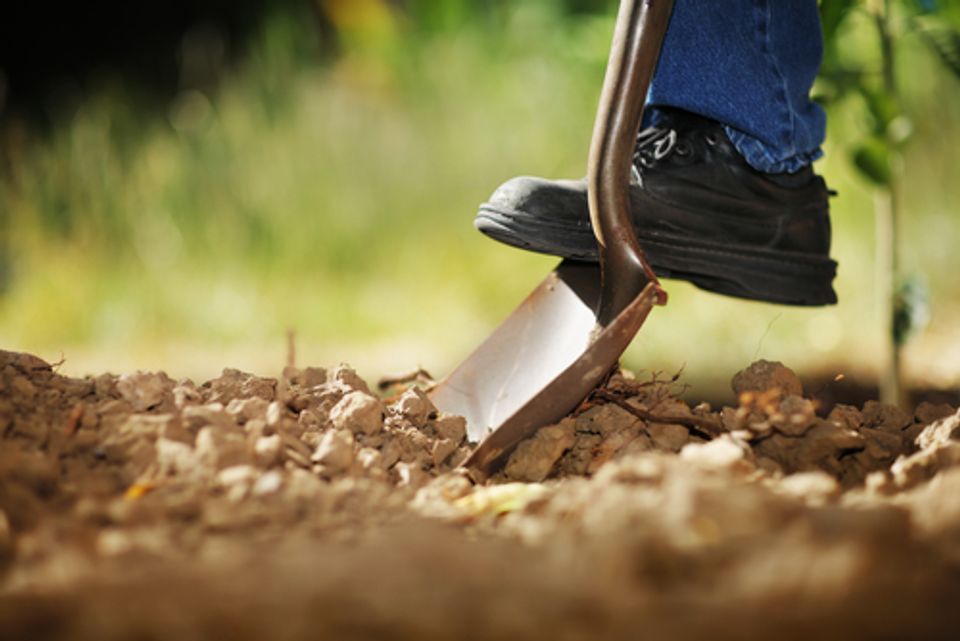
[732,359,804,397]
[330,391,383,436]
[312,428,355,474]
[504,419,576,482]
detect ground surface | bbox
[1,349,960,640]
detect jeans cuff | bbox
[724,126,823,174]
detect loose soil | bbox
[2,350,959,640]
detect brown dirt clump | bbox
[1,350,959,640]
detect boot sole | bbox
[476,204,838,306]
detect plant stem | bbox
[873,0,904,407]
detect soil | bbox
[2,349,960,640]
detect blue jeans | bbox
[647,0,825,174]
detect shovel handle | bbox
[588,0,674,324]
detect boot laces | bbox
[629,126,678,184]
[634,127,678,168]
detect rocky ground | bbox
[1,349,960,640]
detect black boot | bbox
[475,109,838,306]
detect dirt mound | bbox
[2,350,959,640]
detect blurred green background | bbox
[1,0,958,400]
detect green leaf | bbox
[851,138,892,186]
[916,23,960,81]
[858,86,901,135]
[820,0,858,51]
[893,276,930,346]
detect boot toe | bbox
[484,176,588,223]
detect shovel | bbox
[429,0,675,480]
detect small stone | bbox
[243,419,269,440]
[647,422,690,453]
[301,367,327,388]
[116,372,171,412]
[915,409,960,451]
[355,448,387,481]
[285,468,324,500]
[861,400,911,434]
[380,437,402,469]
[827,404,864,431]
[576,403,640,437]
[914,402,956,426]
[282,433,313,469]
[254,434,283,468]
[287,392,312,413]
[646,397,694,420]
[432,438,458,468]
[355,447,383,470]
[616,432,654,459]
[593,453,667,485]
[331,365,371,394]
[680,435,753,472]
[312,429,355,473]
[285,448,311,469]
[860,427,903,461]
[217,465,259,488]
[330,391,383,436]
[119,414,186,442]
[395,461,426,489]
[411,475,474,519]
[97,530,135,557]
[587,425,646,475]
[94,373,116,398]
[433,414,467,445]
[391,427,432,465]
[265,401,286,430]
[298,409,325,433]
[156,438,199,477]
[394,388,435,428]
[775,471,840,504]
[226,397,269,423]
[720,406,744,432]
[195,427,249,470]
[865,470,896,496]
[207,368,276,403]
[731,360,803,398]
[795,421,865,469]
[504,419,576,483]
[183,404,236,431]
[173,383,202,409]
[771,396,817,437]
[890,443,960,490]
[253,470,283,496]
[217,465,259,503]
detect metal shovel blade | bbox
[430,0,674,479]
[429,261,659,477]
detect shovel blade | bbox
[429,260,658,479]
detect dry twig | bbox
[592,389,721,440]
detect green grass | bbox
[1,3,958,393]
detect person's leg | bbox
[647,0,826,174]
[474,0,838,306]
